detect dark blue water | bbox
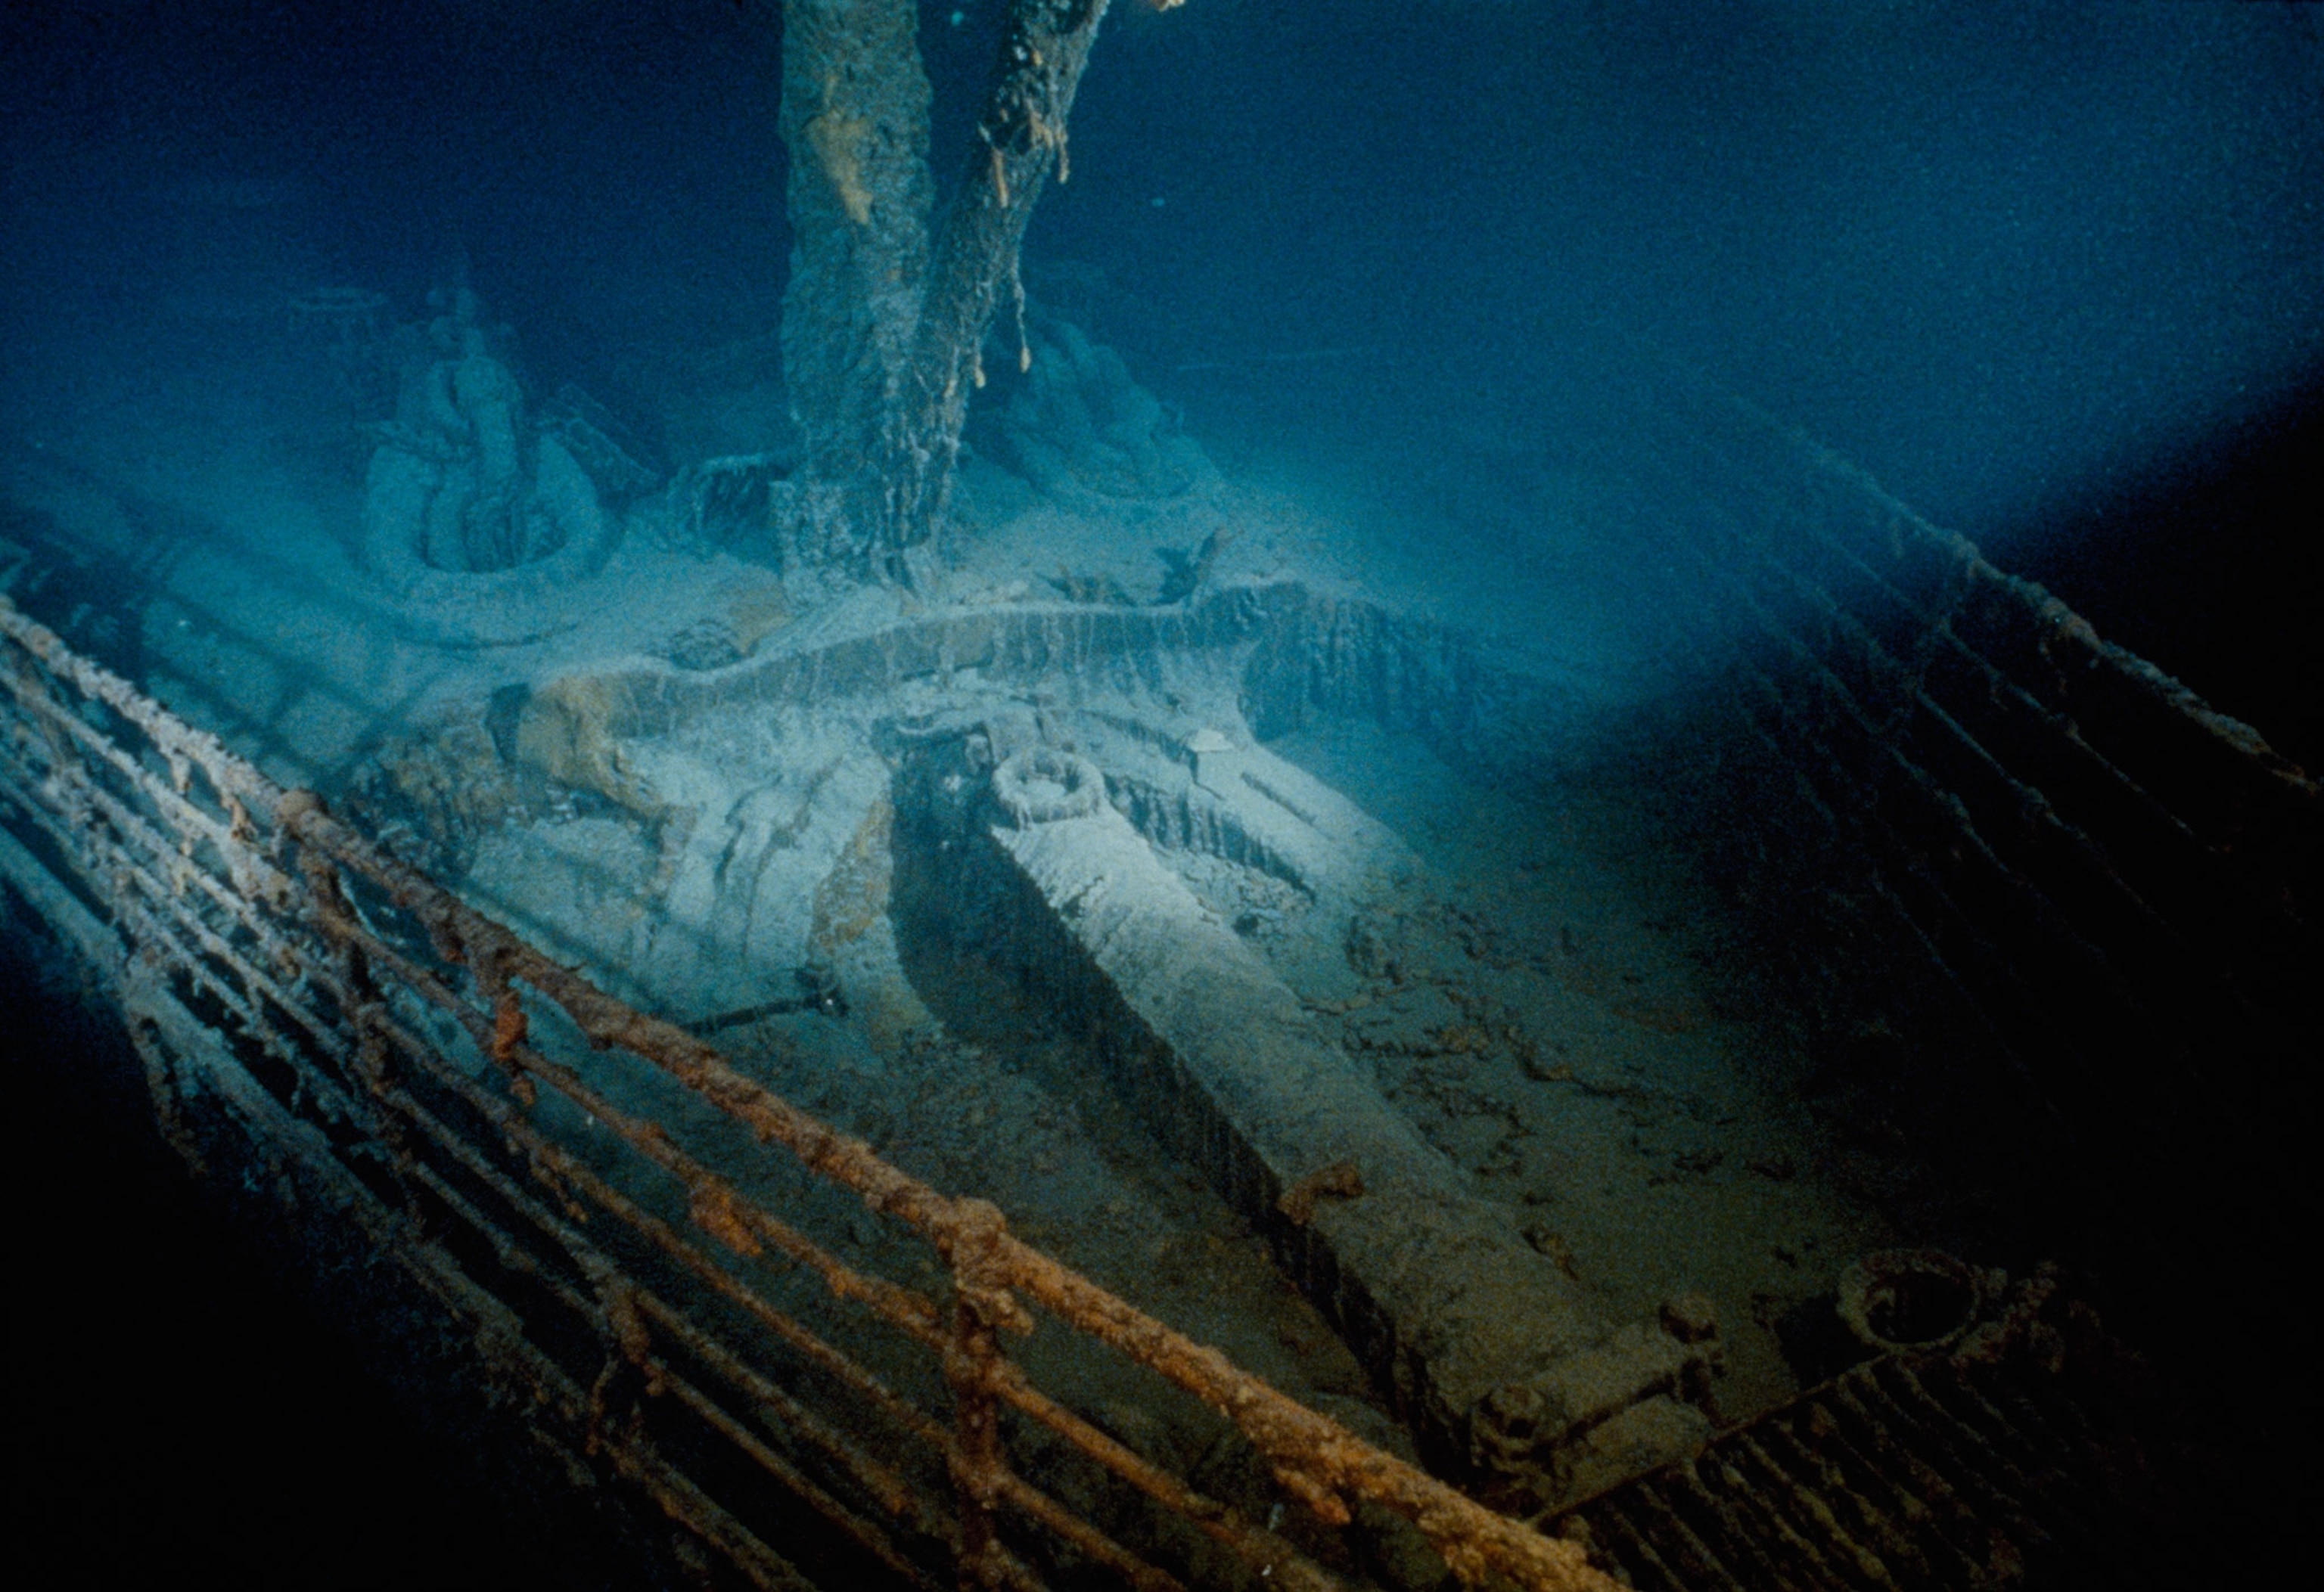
[2,5,2318,1581]
[5,1,2316,741]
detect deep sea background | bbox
[2,2,2317,1584]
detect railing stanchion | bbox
[941,1199,1023,1590]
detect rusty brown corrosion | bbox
[283,791,1611,1589]
[1276,1160,1365,1227]
[0,596,1617,1592]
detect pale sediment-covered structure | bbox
[3,339,2305,1587]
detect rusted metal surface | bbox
[0,593,1617,1591]
[1555,1274,2189,1590]
[1614,377,2314,1504]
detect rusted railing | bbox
[0,594,1612,1592]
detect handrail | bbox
[0,594,1613,1592]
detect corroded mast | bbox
[778,0,1116,583]
[778,0,934,570]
